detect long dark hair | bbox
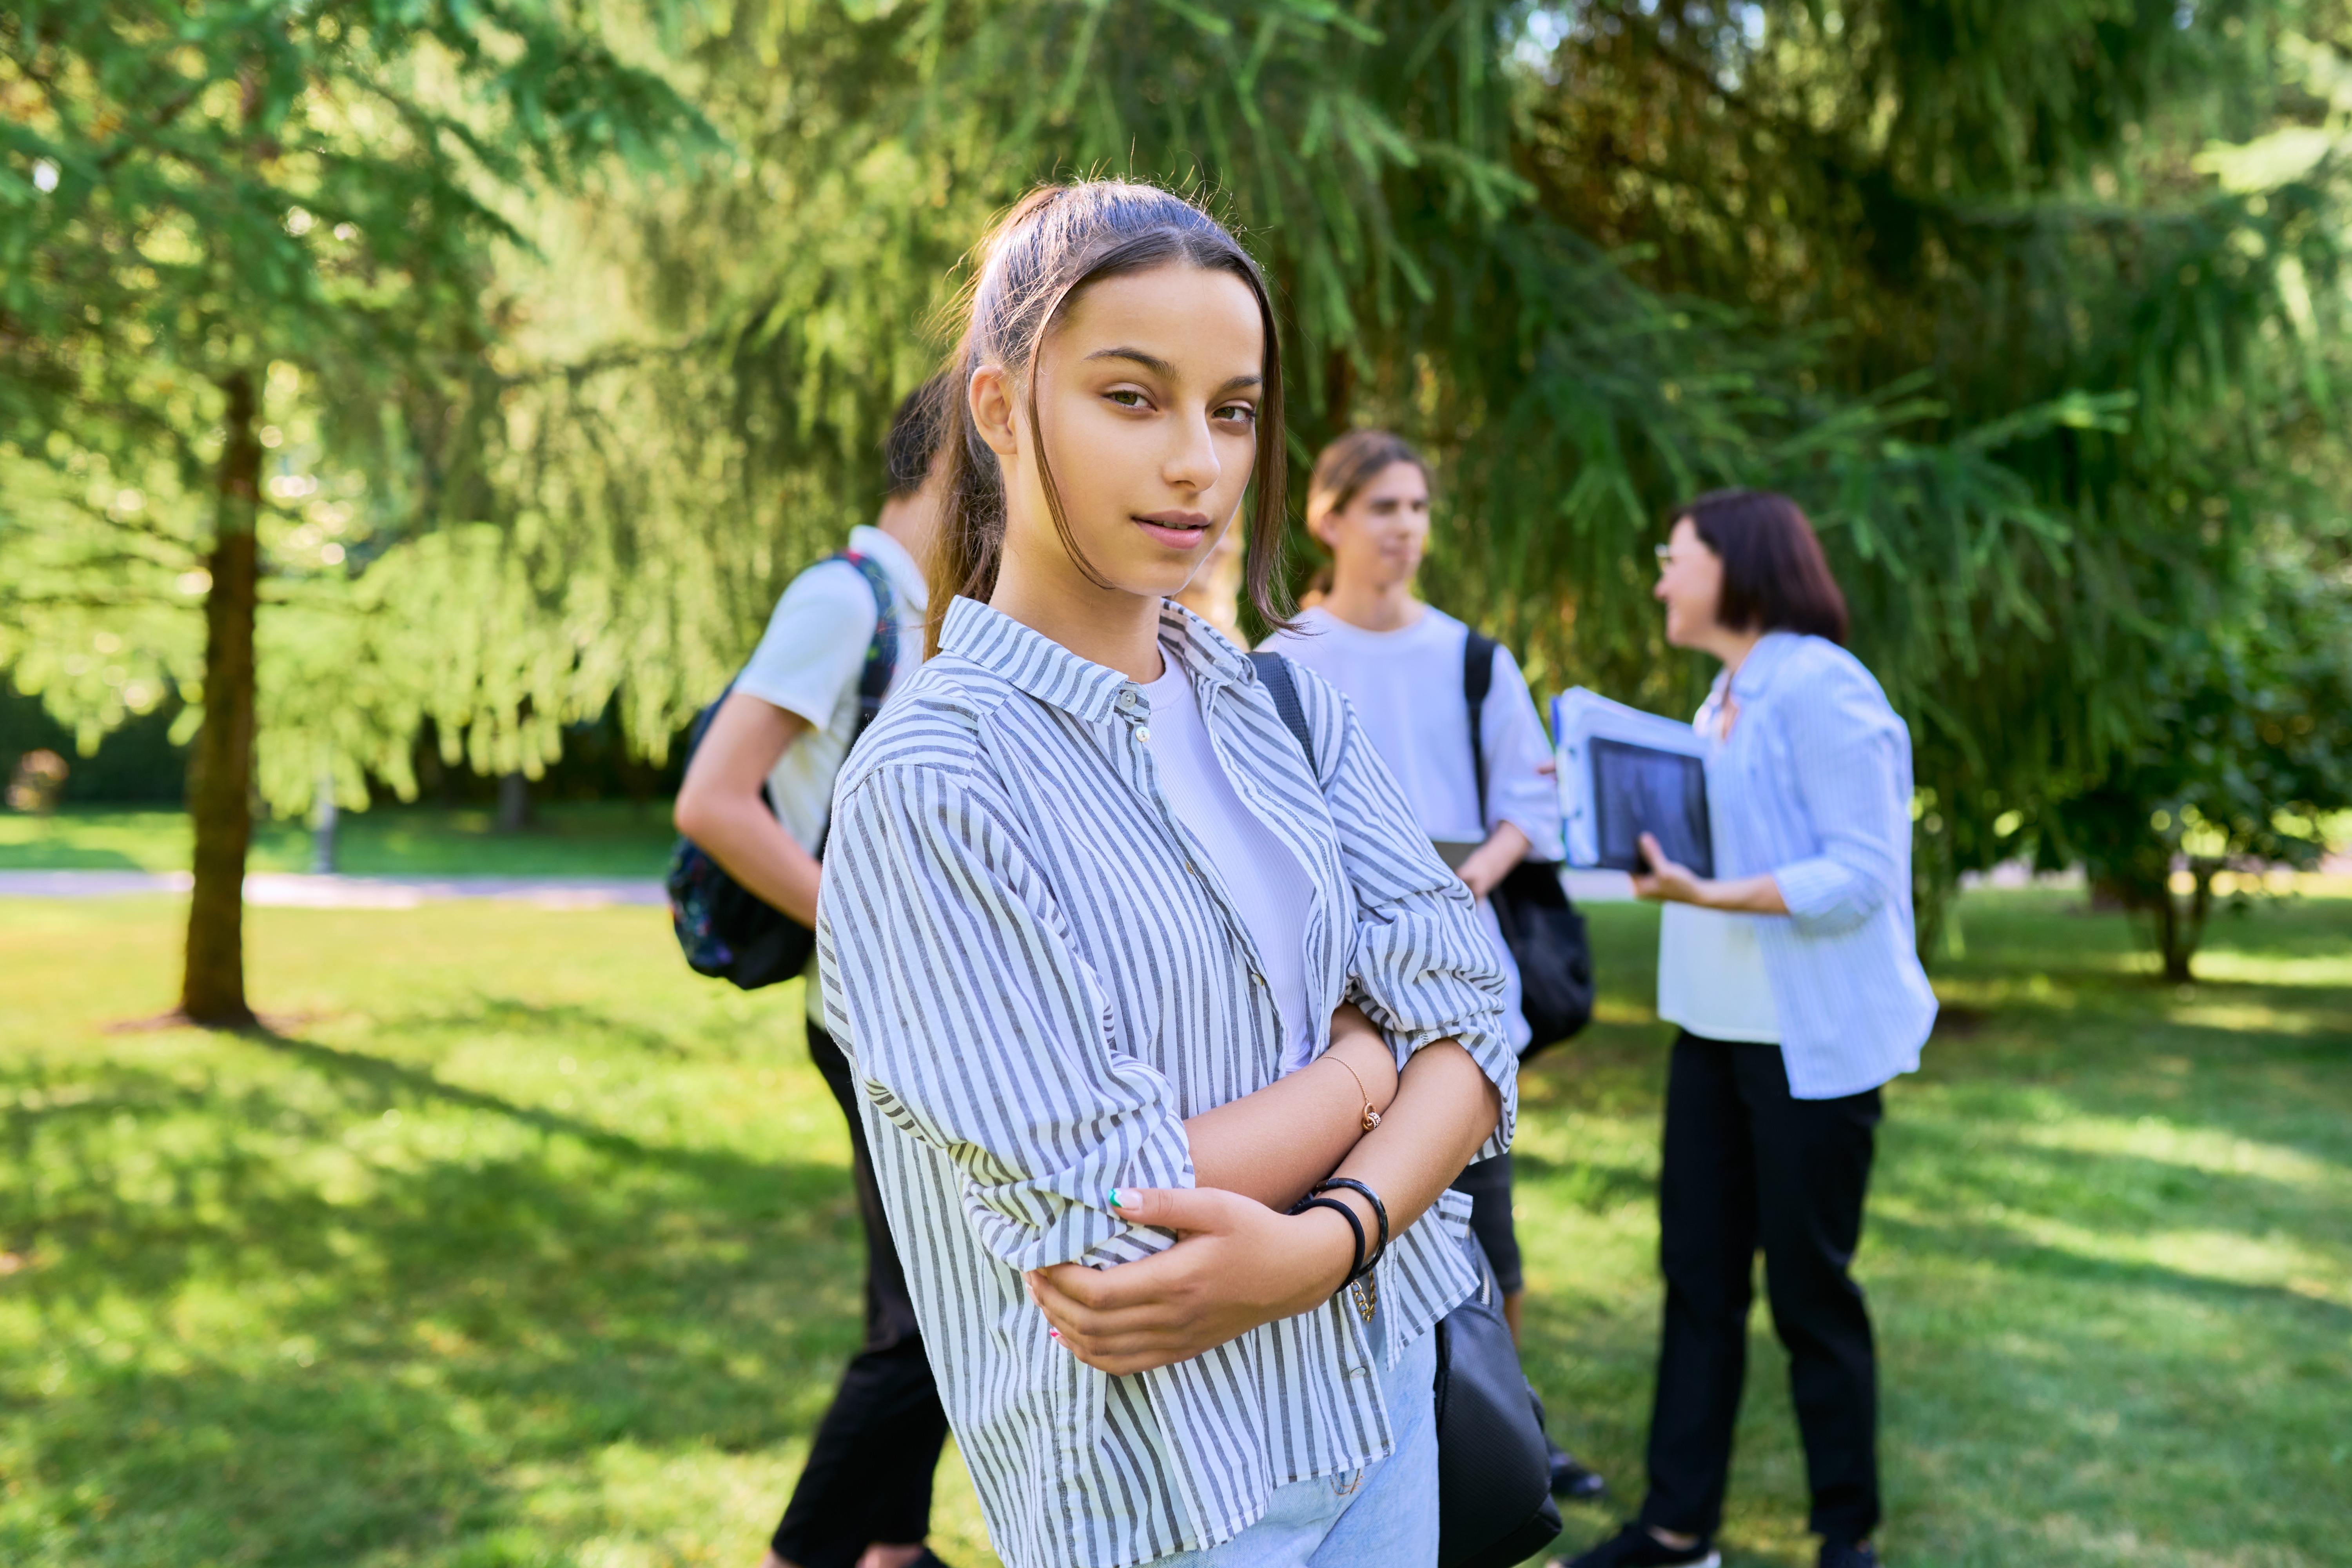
[925,181,1291,655]
[1675,488,1850,645]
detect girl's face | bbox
[973,261,1265,604]
[1653,515,1724,648]
[1316,461,1429,593]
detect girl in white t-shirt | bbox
[1259,430,1602,1501]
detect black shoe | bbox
[1552,1521,1721,1568]
[1819,1543,1878,1568]
[1547,1439,1608,1501]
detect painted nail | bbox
[1106,1188,1125,1209]
[1048,1327,1062,1339]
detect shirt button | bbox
[1136,727,1152,743]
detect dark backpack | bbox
[666,552,897,991]
[1463,629,1596,1056]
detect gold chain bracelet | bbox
[1324,1053,1382,1132]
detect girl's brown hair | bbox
[924,181,1291,655]
[1304,428,1428,539]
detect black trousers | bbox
[1449,1151,1524,1296]
[770,1023,952,1568]
[1637,1033,1883,1544]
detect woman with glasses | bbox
[1560,491,1934,1568]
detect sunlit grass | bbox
[1,887,2346,1566]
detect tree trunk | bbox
[180,368,263,1028]
[495,770,532,833]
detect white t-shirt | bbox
[1657,905,1781,1043]
[1654,719,1780,1043]
[733,524,929,1019]
[1262,604,1562,1053]
[735,524,929,853]
[1142,661,1318,1073]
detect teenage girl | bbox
[813,182,1518,1568]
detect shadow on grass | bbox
[0,1018,864,1566]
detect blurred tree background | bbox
[6,0,2350,993]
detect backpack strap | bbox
[1247,652,1316,773]
[835,550,900,747]
[1464,628,1497,831]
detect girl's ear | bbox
[969,363,1021,459]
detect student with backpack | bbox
[670,381,956,1568]
[1261,428,1604,1503]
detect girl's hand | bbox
[1630,831,1709,905]
[1026,1187,1357,1375]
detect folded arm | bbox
[1183,1002,1397,1212]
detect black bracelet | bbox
[1291,1195,1365,1289]
[1312,1178,1389,1284]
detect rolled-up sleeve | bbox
[1302,677,1517,1160]
[818,762,1192,1272]
[1769,663,1913,938]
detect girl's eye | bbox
[1214,403,1256,424]
[1106,390,1149,408]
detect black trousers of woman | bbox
[1636,1032,1883,1545]
[770,1023,952,1568]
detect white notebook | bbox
[1550,688,1715,878]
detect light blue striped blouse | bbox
[1693,631,1938,1098]
[815,596,1515,1568]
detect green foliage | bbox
[484,0,2352,941]
[0,0,711,812]
[7,0,2349,973]
[2035,520,2352,978]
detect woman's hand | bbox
[1027,1187,1356,1375]
[1630,831,1710,904]
[1631,831,1789,914]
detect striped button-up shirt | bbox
[1697,630,1938,1098]
[815,596,1515,1568]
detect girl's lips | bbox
[1134,512,1212,550]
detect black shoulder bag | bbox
[1463,630,1595,1058]
[1248,652,1563,1568]
[665,552,898,991]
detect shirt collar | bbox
[937,595,1257,724]
[1156,598,1257,691]
[1726,629,1804,701]
[848,524,930,612]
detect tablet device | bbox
[1590,737,1714,878]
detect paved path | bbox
[0,870,668,909]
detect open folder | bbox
[1550,688,1715,878]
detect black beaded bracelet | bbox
[1290,1194,1366,1287]
[1312,1178,1389,1285]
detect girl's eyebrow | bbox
[1085,347,1177,376]
[1084,346,1263,396]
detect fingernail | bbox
[1106,1188,1125,1209]
[1048,1327,1061,1339]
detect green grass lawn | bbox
[0,803,677,878]
[0,889,2345,1567]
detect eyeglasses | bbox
[1653,544,1681,569]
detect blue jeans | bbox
[1154,1314,1440,1568]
